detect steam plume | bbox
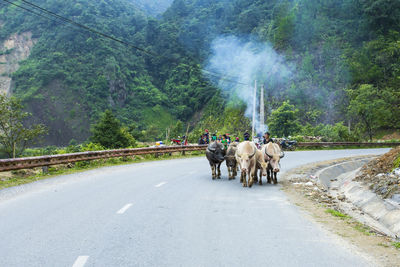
[204,36,292,135]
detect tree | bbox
[268,101,300,137]
[0,94,46,158]
[90,110,135,148]
[347,84,391,141]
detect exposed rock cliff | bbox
[0,32,36,95]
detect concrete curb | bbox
[317,159,400,238]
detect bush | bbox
[91,110,136,148]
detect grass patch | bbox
[325,208,350,219]
[393,242,400,249]
[324,209,376,236]
[353,222,374,236]
[0,151,205,190]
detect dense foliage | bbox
[130,0,174,16]
[0,0,398,147]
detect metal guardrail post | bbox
[42,166,49,174]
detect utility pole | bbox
[260,84,265,134]
[252,80,257,140]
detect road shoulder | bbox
[281,157,400,267]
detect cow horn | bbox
[280,151,285,158]
[250,146,256,158]
[264,147,273,158]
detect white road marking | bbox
[116,203,133,214]
[72,256,89,267]
[155,182,167,187]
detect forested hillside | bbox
[0,0,214,145]
[0,0,399,146]
[163,0,400,140]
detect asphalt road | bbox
[0,148,390,267]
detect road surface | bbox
[0,148,390,266]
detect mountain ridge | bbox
[0,0,398,145]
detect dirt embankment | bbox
[355,146,400,201]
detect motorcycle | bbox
[280,139,297,151]
[171,136,188,146]
[171,138,182,145]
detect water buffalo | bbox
[263,142,284,184]
[236,141,257,187]
[206,141,225,179]
[255,149,269,185]
[225,143,238,180]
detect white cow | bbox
[235,141,257,187]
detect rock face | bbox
[0,32,36,95]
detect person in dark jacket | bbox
[198,135,205,145]
[263,132,272,144]
[204,129,210,144]
[244,131,250,141]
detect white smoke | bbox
[204,36,292,135]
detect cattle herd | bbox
[206,141,285,187]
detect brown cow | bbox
[255,149,269,185]
[235,141,257,187]
[225,143,238,180]
[263,142,284,184]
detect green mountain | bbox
[0,0,214,145]
[0,0,399,145]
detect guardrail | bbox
[0,145,207,172]
[0,142,399,172]
[297,142,400,147]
